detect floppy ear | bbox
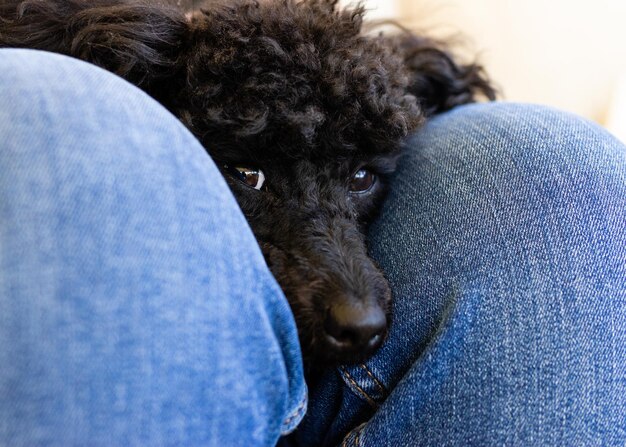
[390,32,496,116]
[0,0,189,91]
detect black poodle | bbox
[0,0,495,366]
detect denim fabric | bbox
[295,103,626,446]
[0,49,306,446]
[2,48,625,447]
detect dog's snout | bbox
[324,302,387,355]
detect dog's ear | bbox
[389,33,496,116]
[0,0,189,89]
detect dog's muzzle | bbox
[323,297,387,358]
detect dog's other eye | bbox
[349,168,376,194]
[225,165,266,190]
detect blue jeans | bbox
[0,50,624,446]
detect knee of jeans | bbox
[0,49,195,152]
[401,103,626,204]
[0,48,227,196]
[1,48,146,104]
[411,102,624,183]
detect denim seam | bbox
[339,367,377,408]
[340,422,366,447]
[354,428,362,447]
[281,391,308,434]
[358,364,386,396]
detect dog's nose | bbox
[324,303,387,353]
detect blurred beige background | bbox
[349,0,626,141]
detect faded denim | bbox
[296,104,626,446]
[1,49,625,446]
[0,49,306,446]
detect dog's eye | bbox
[225,165,266,190]
[349,168,376,193]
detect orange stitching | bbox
[283,394,308,427]
[341,423,366,447]
[340,367,377,408]
[359,363,386,396]
[354,427,362,446]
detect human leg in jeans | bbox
[296,103,626,446]
[2,48,625,446]
[0,49,306,446]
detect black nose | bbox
[324,303,387,353]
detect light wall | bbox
[349,0,626,140]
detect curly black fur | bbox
[0,0,495,366]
